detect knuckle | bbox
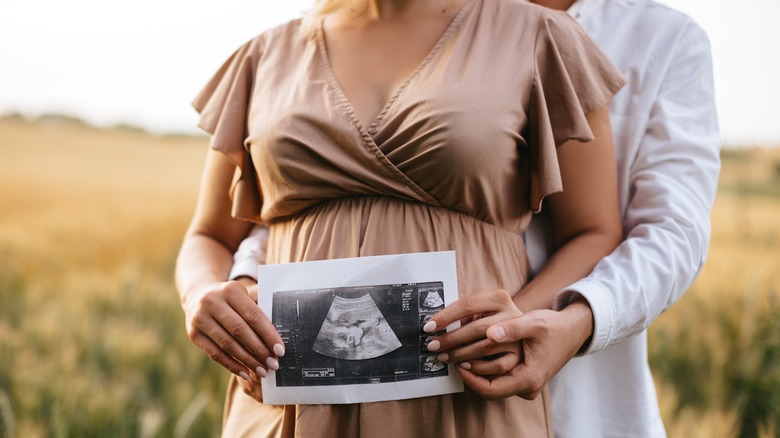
[533,317,551,336]
[244,308,265,326]
[219,337,234,351]
[476,342,494,356]
[474,320,491,337]
[189,312,206,328]
[207,349,223,362]
[229,320,246,337]
[225,281,249,298]
[493,289,512,304]
[460,295,478,312]
[199,291,219,307]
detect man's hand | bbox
[459,298,594,400]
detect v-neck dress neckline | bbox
[314,0,478,140]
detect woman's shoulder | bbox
[237,18,306,58]
[258,18,306,45]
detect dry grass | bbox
[1,117,779,436]
[649,147,780,438]
[0,118,226,437]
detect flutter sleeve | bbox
[528,10,626,212]
[192,39,264,222]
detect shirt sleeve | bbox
[228,224,269,281]
[192,38,264,223]
[528,10,626,212]
[554,21,721,355]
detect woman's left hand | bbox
[423,289,524,376]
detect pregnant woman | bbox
[175,0,625,436]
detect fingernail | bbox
[460,362,472,370]
[273,343,286,357]
[436,353,449,362]
[489,325,507,341]
[267,357,279,371]
[426,340,441,351]
[423,320,437,333]
[256,366,268,378]
[239,371,250,381]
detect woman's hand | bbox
[423,289,523,376]
[183,280,285,383]
[175,150,284,386]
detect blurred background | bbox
[1,0,779,437]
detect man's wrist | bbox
[559,295,594,355]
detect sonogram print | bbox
[271,282,448,387]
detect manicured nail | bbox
[239,371,250,381]
[267,357,279,371]
[436,353,449,362]
[426,340,441,351]
[273,343,286,357]
[460,362,472,370]
[423,320,437,333]
[256,366,268,378]
[489,325,507,341]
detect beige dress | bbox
[193,0,625,436]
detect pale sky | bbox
[1,0,778,146]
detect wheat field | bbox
[1,116,778,437]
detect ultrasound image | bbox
[271,282,448,387]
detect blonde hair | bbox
[301,0,369,37]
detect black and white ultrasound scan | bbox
[272,282,449,388]
[257,251,462,404]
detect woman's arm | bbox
[425,106,621,393]
[176,149,285,382]
[514,104,621,312]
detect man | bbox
[429,0,720,436]
[229,0,720,435]
[525,0,720,435]
[544,0,720,435]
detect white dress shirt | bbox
[528,0,721,436]
[230,0,721,435]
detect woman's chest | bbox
[252,41,534,166]
[244,30,538,222]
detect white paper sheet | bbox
[257,251,463,405]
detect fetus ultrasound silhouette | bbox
[421,289,444,309]
[312,294,402,360]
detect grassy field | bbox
[1,116,778,437]
[650,146,780,438]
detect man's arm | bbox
[228,224,269,283]
[427,19,720,399]
[425,106,622,386]
[554,20,720,354]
